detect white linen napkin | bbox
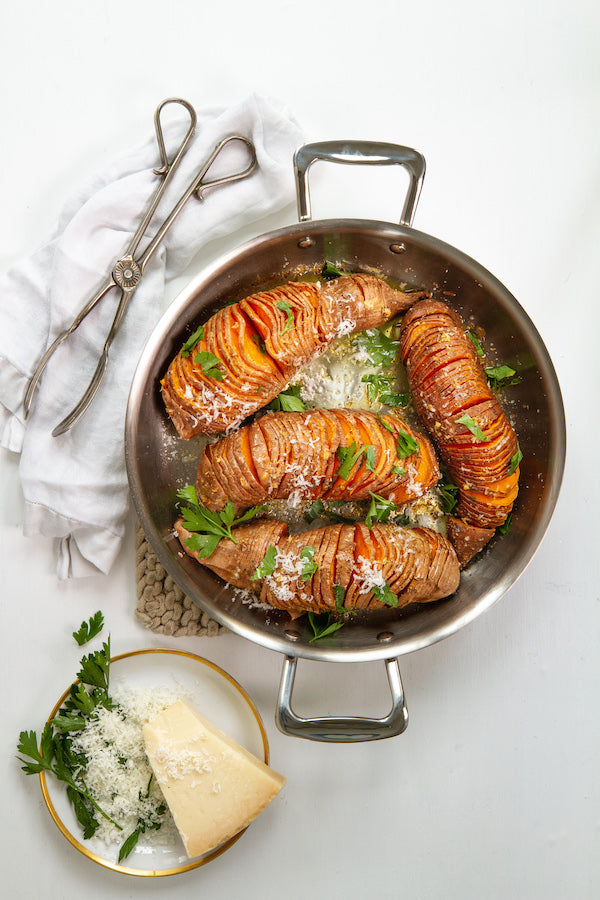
[0,94,303,577]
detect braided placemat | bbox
[134,521,226,637]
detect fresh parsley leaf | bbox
[508,444,523,475]
[72,611,104,646]
[392,465,406,477]
[299,546,318,579]
[17,729,52,774]
[498,513,513,534]
[180,324,205,358]
[268,384,305,412]
[184,532,222,558]
[336,442,365,480]
[276,299,295,334]
[333,585,346,613]
[52,714,87,732]
[118,826,143,862]
[364,445,376,473]
[251,545,277,580]
[455,414,488,442]
[353,328,399,367]
[177,487,265,557]
[484,364,519,389]
[17,635,125,839]
[372,581,399,607]
[438,477,459,515]
[307,612,345,642]
[362,373,410,407]
[321,261,344,280]
[251,333,267,355]
[177,483,199,507]
[365,492,398,528]
[76,641,111,697]
[279,392,305,412]
[304,499,325,523]
[336,442,375,480]
[396,429,419,458]
[466,330,485,358]
[193,349,224,381]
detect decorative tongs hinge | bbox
[23,97,258,436]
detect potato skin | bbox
[195,408,439,514]
[399,299,520,563]
[175,519,460,619]
[161,275,425,439]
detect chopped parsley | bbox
[177,486,265,558]
[251,545,277,580]
[333,584,346,613]
[303,499,357,525]
[353,328,399,367]
[321,261,345,280]
[365,492,398,528]
[455,414,488,442]
[438,476,459,515]
[372,581,399,607]
[508,444,523,475]
[252,333,267,355]
[498,512,513,534]
[336,442,375,480]
[395,429,419,458]
[307,612,345,642]
[276,299,295,334]
[485,364,520,389]
[362,372,410,408]
[180,324,205,358]
[466,330,485,358]
[268,384,306,412]
[299,546,318,579]
[193,349,224,381]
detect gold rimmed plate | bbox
[40,648,270,877]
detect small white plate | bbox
[40,648,270,877]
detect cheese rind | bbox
[142,700,285,858]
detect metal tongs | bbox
[23,97,257,436]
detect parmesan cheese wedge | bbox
[142,700,285,858]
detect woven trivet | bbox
[134,520,226,637]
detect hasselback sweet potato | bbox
[175,519,460,619]
[162,274,425,438]
[196,408,439,513]
[399,299,519,564]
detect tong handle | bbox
[125,98,197,260]
[52,286,137,436]
[23,277,115,418]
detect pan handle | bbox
[294,140,425,227]
[275,655,409,742]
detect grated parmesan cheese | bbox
[70,685,188,849]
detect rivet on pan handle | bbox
[293,140,426,227]
[275,655,409,742]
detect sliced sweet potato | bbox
[400,298,519,556]
[195,409,439,513]
[446,516,496,567]
[161,274,426,438]
[175,519,459,619]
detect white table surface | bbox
[1,2,599,898]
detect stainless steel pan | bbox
[125,141,566,742]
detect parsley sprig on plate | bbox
[177,485,265,559]
[17,615,167,861]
